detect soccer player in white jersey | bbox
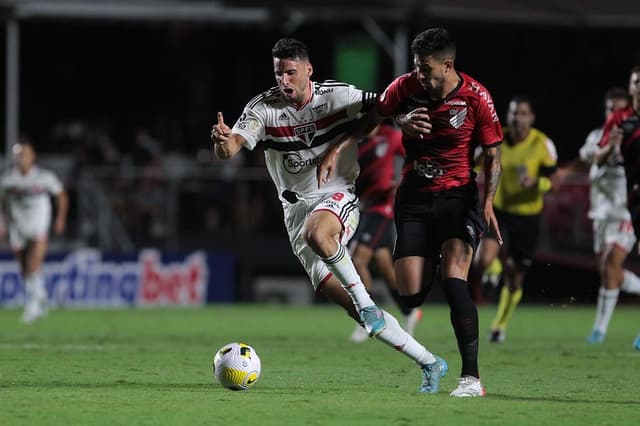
[582,88,640,345]
[211,37,447,393]
[559,88,640,345]
[0,140,68,323]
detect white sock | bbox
[24,272,46,307]
[321,243,375,310]
[593,287,619,334]
[376,310,436,366]
[621,270,640,294]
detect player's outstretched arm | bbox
[54,190,69,235]
[482,145,502,245]
[211,112,247,159]
[317,111,384,188]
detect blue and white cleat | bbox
[586,330,605,344]
[419,356,448,394]
[359,306,386,337]
[632,333,640,351]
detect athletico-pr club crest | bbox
[294,123,317,145]
[449,107,467,129]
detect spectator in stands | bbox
[0,138,68,323]
[479,96,558,343]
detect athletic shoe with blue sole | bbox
[586,330,605,344]
[419,356,448,394]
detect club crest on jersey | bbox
[449,107,467,129]
[294,123,317,145]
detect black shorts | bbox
[393,183,486,260]
[352,211,395,250]
[486,209,541,267]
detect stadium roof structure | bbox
[2,0,640,27]
[3,0,640,159]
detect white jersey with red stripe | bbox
[0,166,63,246]
[579,127,629,221]
[232,81,377,202]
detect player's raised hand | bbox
[211,112,231,143]
[397,107,432,139]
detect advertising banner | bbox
[0,249,235,307]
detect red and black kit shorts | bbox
[352,211,395,250]
[393,182,485,260]
[485,209,541,268]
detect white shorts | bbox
[9,224,49,251]
[593,217,636,255]
[282,189,360,290]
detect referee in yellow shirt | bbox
[478,96,558,343]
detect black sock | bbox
[389,289,413,315]
[442,277,479,378]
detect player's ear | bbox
[443,58,454,73]
[307,62,313,78]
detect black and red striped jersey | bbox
[378,70,502,193]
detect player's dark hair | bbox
[604,87,630,104]
[410,28,456,60]
[630,65,640,75]
[509,95,534,113]
[272,38,309,61]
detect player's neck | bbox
[440,72,461,100]
[291,81,313,110]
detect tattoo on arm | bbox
[483,147,501,201]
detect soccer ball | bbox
[213,342,261,390]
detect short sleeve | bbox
[377,76,406,117]
[541,137,558,167]
[473,91,503,147]
[45,170,63,195]
[231,106,266,151]
[578,129,601,163]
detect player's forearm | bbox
[482,146,501,206]
[55,191,69,222]
[594,144,616,167]
[214,134,243,160]
[343,111,383,143]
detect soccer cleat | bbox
[489,329,505,343]
[359,305,386,337]
[632,334,640,351]
[404,308,423,337]
[419,356,448,393]
[348,324,370,343]
[21,303,46,324]
[586,330,605,344]
[450,376,486,397]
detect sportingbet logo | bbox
[283,152,323,174]
[0,249,208,307]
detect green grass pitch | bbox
[1,304,638,425]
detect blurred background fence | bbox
[2,0,640,306]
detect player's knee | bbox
[399,292,426,309]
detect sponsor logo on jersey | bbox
[283,152,323,174]
[375,141,389,157]
[315,87,334,95]
[278,112,289,121]
[312,103,328,114]
[446,100,467,106]
[449,108,467,129]
[294,123,317,145]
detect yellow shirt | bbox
[494,127,557,215]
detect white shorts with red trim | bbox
[593,216,636,255]
[282,189,359,290]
